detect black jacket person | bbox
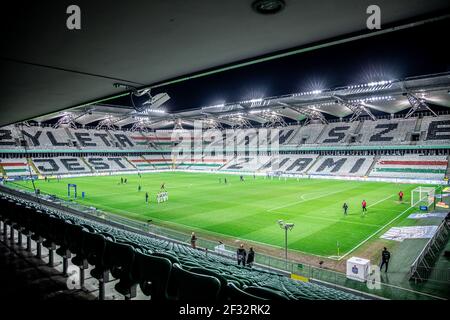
[380,247,391,272]
[236,244,247,266]
[247,247,255,267]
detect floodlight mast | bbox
[278,220,295,268]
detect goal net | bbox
[411,187,435,208]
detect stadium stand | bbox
[2,116,450,153]
[0,158,35,178]
[70,128,119,149]
[32,157,91,175]
[357,118,417,145]
[175,155,230,171]
[0,192,366,300]
[369,155,448,180]
[308,156,375,177]
[285,123,325,145]
[0,116,449,183]
[316,122,359,145]
[221,155,272,172]
[277,126,300,145]
[259,154,318,174]
[421,115,450,145]
[85,157,135,173]
[142,154,173,169]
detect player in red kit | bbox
[398,191,404,202]
[362,200,367,213]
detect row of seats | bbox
[1,116,449,151]
[308,156,375,177]
[369,155,448,180]
[2,154,447,180]
[0,193,365,301]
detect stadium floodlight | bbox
[277,220,295,267]
[202,103,225,111]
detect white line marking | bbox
[268,212,383,228]
[267,186,357,212]
[367,194,395,208]
[338,205,414,260]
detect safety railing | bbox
[409,218,449,282]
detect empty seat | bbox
[226,282,268,302]
[133,251,172,301]
[168,263,221,302]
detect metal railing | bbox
[409,218,450,282]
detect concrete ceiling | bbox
[1,0,449,126]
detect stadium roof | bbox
[1,0,449,127]
[31,72,450,129]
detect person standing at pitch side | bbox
[380,247,391,272]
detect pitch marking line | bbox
[266,186,357,212]
[338,204,414,261]
[367,194,395,208]
[269,212,383,228]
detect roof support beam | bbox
[334,96,376,122]
[279,102,328,124]
[404,93,437,119]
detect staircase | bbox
[305,155,322,174]
[313,125,328,144]
[64,127,75,140]
[285,127,300,145]
[414,117,423,132]
[140,155,157,170]
[354,120,364,135]
[79,156,95,173]
[0,164,6,178]
[124,157,139,170]
[446,155,450,177]
[106,130,122,149]
[65,128,82,150]
[217,156,234,171]
[27,158,40,177]
[364,155,380,177]
[153,134,172,169]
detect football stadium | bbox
[1,0,449,309]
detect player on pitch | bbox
[398,191,404,202]
[362,199,367,214]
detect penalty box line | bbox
[266,185,359,212]
[338,204,414,261]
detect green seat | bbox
[189,267,229,301]
[153,251,180,264]
[102,240,137,299]
[133,251,172,301]
[226,282,268,302]
[168,263,221,302]
[244,286,290,301]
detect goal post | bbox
[411,186,435,208]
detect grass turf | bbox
[14,172,425,257]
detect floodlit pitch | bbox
[15,172,432,257]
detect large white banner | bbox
[380,226,438,242]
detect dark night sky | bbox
[110,18,449,113]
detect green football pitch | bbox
[14,172,425,257]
